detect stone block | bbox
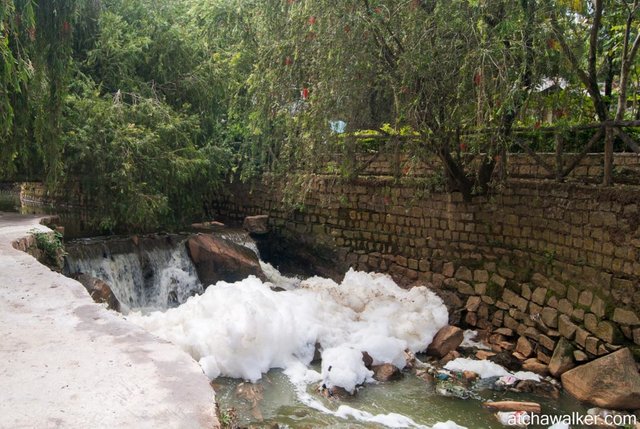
[585,336,600,356]
[455,266,473,282]
[575,327,589,348]
[571,308,585,322]
[567,285,579,304]
[443,262,455,277]
[473,269,489,283]
[490,273,507,288]
[595,321,623,345]
[516,336,533,358]
[503,289,528,312]
[465,296,481,312]
[457,281,475,295]
[578,290,594,307]
[539,335,556,351]
[558,299,573,315]
[591,295,606,318]
[584,313,598,334]
[541,307,559,329]
[474,282,487,295]
[558,315,577,340]
[613,308,640,326]
[531,287,547,305]
[528,302,542,315]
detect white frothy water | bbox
[444,357,541,381]
[66,244,202,312]
[129,268,463,428]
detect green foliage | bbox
[4,0,640,230]
[60,76,231,232]
[30,229,66,269]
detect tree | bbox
[244,0,546,200]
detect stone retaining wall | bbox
[210,172,640,363]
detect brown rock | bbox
[426,325,464,358]
[515,336,533,358]
[186,234,266,287]
[548,338,575,377]
[75,274,120,311]
[442,262,455,278]
[439,350,460,365]
[463,370,478,382]
[476,350,496,360]
[573,350,589,363]
[466,296,481,312]
[561,348,640,410]
[242,215,269,235]
[455,266,473,282]
[522,358,549,376]
[361,351,373,369]
[372,364,402,382]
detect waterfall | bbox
[65,235,203,313]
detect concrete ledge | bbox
[0,212,219,428]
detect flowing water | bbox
[65,235,203,312]
[213,367,588,429]
[66,231,594,429]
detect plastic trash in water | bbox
[436,371,450,381]
[497,375,518,387]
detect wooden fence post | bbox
[603,123,614,186]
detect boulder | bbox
[561,348,640,410]
[186,234,266,287]
[548,337,575,377]
[372,364,402,382]
[243,215,269,235]
[426,325,464,358]
[75,274,120,312]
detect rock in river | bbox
[186,233,266,287]
[561,348,640,410]
[427,325,463,358]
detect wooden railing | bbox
[341,121,640,186]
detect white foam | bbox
[130,268,458,428]
[444,358,541,381]
[130,269,448,388]
[460,329,491,350]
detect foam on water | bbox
[444,357,541,381]
[129,268,459,427]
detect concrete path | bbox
[0,213,219,429]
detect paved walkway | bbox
[0,212,219,429]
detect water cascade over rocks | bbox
[65,234,203,312]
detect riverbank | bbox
[0,212,219,428]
